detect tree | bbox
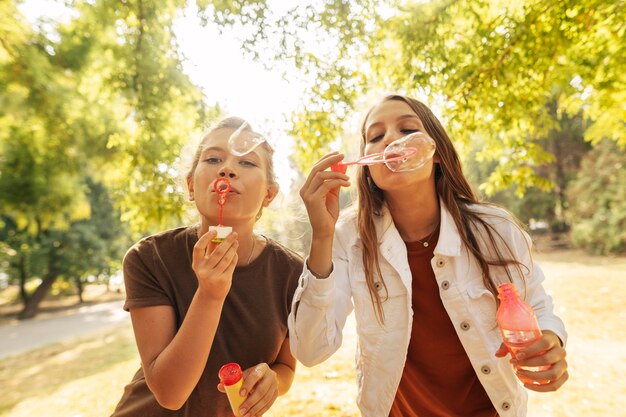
[265,0,624,194]
[0,0,213,318]
[246,0,623,254]
[567,140,626,254]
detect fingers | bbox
[301,171,350,204]
[239,363,278,417]
[520,366,569,392]
[194,232,239,270]
[300,153,350,197]
[193,230,217,260]
[509,333,568,391]
[515,331,560,359]
[494,343,510,358]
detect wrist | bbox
[306,258,333,279]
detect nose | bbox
[218,167,237,178]
[383,131,402,147]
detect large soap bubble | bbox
[331,131,436,173]
[383,132,436,172]
[228,122,268,156]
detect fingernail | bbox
[239,389,247,397]
[516,351,526,359]
[239,409,247,416]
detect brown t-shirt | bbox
[389,227,498,417]
[111,226,303,417]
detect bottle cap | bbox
[218,362,243,386]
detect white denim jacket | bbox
[288,203,567,417]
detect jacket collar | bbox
[347,200,463,258]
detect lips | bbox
[211,183,240,194]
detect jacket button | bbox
[502,402,511,410]
[460,321,470,331]
[441,280,450,290]
[481,365,491,374]
[436,258,446,268]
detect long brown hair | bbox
[357,95,528,324]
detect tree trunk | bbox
[18,253,29,305]
[18,272,57,320]
[75,276,84,304]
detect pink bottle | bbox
[496,282,549,384]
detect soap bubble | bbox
[384,132,436,172]
[228,122,268,156]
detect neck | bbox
[385,185,440,242]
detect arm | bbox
[289,152,353,365]
[299,152,350,277]
[225,336,297,416]
[514,259,569,391]
[496,223,569,391]
[130,231,239,410]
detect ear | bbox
[263,183,279,207]
[186,175,195,201]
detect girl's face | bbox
[363,100,437,192]
[187,128,278,225]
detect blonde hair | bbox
[187,117,276,186]
[187,117,277,221]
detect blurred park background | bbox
[1,0,624,416]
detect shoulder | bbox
[264,237,304,268]
[465,203,531,249]
[467,203,522,230]
[124,226,194,262]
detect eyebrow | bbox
[366,114,422,136]
[201,146,227,153]
[200,145,262,159]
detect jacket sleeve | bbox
[507,221,568,347]
[288,230,354,366]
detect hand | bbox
[217,363,278,417]
[299,152,351,240]
[496,330,569,392]
[191,230,239,301]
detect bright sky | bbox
[19,1,305,191]
[173,6,305,190]
[174,6,305,126]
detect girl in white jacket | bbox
[289,94,568,417]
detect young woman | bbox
[112,117,303,417]
[289,95,568,417]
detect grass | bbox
[1,249,624,416]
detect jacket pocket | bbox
[466,286,498,331]
[351,270,408,333]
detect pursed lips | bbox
[211,186,240,194]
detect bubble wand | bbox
[331,147,417,172]
[209,177,233,243]
[331,132,436,173]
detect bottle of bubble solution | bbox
[496,282,550,385]
[218,362,247,417]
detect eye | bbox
[369,134,384,143]
[203,156,222,164]
[400,128,420,135]
[239,159,258,167]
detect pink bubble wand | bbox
[210,178,232,243]
[330,147,417,172]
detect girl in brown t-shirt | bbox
[111,117,303,417]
